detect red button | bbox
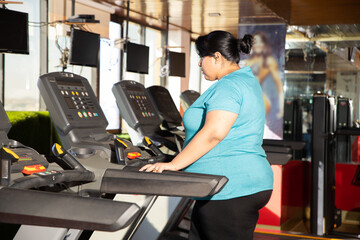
[22,164,46,175]
[127,152,141,159]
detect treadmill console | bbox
[38,72,113,158]
[38,72,108,133]
[147,86,182,129]
[180,90,200,111]
[112,80,161,137]
[0,104,48,174]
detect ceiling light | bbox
[208,12,221,17]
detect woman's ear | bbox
[213,52,222,63]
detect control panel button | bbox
[127,152,141,159]
[22,164,46,175]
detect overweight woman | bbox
[140,31,273,240]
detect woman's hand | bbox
[139,162,178,173]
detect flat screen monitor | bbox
[169,51,185,77]
[126,42,149,74]
[0,8,29,54]
[69,28,100,67]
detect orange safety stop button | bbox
[127,152,141,159]
[22,165,46,175]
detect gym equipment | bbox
[283,98,302,141]
[38,72,115,159]
[311,93,338,235]
[262,139,305,165]
[336,97,352,163]
[112,80,181,152]
[311,93,360,238]
[147,85,183,131]
[38,72,161,167]
[100,166,227,197]
[0,104,141,236]
[0,143,140,237]
[38,73,229,239]
[180,90,200,112]
[0,104,49,174]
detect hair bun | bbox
[238,34,253,54]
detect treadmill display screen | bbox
[64,97,76,109]
[147,86,182,126]
[56,79,84,87]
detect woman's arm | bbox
[139,110,238,173]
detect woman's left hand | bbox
[139,162,178,173]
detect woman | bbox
[242,31,284,118]
[140,31,273,240]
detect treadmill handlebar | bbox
[143,136,166,161]
[114,138,127,164]
[10,169,95,189]
[52,143,86,171]
[0,187,140,232]
[100,167,228,198]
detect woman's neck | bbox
[217,63,240,80]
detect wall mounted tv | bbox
[126,42,149,74]
[168,51,186,77]
[0,8,29,54]
[69,28,100,67]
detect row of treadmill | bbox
[0,71,303,240]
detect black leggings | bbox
[189,190,272,240]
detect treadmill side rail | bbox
[100,168,228,198]
[0,188,140,232]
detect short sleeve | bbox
[205,80,242,114]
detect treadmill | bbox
[38,72,229,239]
[0,102,140,239]
[112,80,182,152]
[180,90,200,112]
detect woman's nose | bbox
[198,59,202,67]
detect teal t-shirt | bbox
[183,66,273,200]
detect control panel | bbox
[6,144,49,173]
[147,86,182,129]
[38,72,108,134]
[0,104,48,174]
[112,80,161,136]
[180,90,200,111]
[38,72,114,157]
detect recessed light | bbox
[208,12,221,17]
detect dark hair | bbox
[195,31,253,64]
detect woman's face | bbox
[198,56,218,81]
[252,35,264,55]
